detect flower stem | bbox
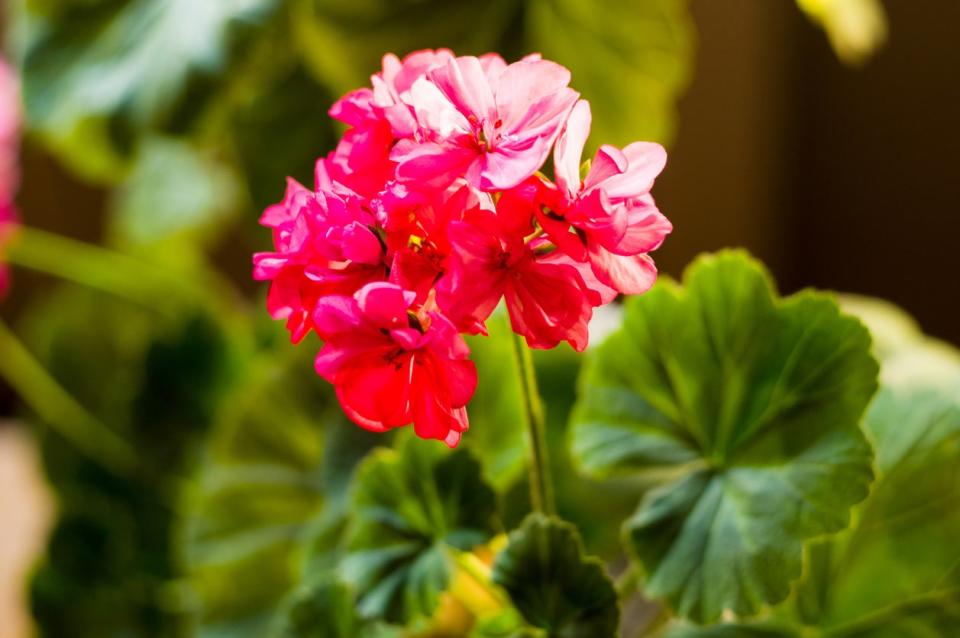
[0,319,136,475]
[510,331,554,515]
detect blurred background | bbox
[0,0,957,636]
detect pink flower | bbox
[370,49,455,138]
[393,54,578,192]
[0,58,20,302]
[323,50,456,198]
[541,100,671,295]
[314,282,476,447]
[438,183,598,351]
[253,178,386,342]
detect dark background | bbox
[658,1,959,345]
[6,0,960,343]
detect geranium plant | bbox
[2,3,957,637]
[205,50,955,637]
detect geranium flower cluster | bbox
[254,50,671,447]
[0,57,20,302]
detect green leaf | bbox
[343,435,499,624]
[526,0,694,147]
[295,0,692,150]
[470,608,539,638]
[492,514,619,638]
[20,286,230,638]
[664,300,960,637]
[789,306,960,635]
[18,0,280,177]
[181,341,379,637]
[293,0,520,96]
[570,250,879,623]
[109,136,241,245]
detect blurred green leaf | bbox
[343,435,499,625]
[181,340,379,637]
[18,0,280,178]
[797,0,888,67]
[272,576,401,638]
[463,312,528,492]
[109,136,241,245]
[492,513,619,638]
[296,0,692,148]
[20,285,230,638]
[526,0,693,147]
[229,59,337,212]
[293,0,520,95]
[570,251,878,623]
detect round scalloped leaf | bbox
[791,321,960,634]
[664,304,960,636]
[570,250,878,623]
[492,514,619,638]
[343,435,499,625]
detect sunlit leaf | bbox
[295,0,692,149]
[293,0,519,96]
[109,136,241,245]
[796,0,888,66]
[492,514,619,637]
[526,0,693,147]
[571,251,878,622]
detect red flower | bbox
[382,181,491,303]
[438,184,599,351]
[314,282,477,447]
[254,50,671,447]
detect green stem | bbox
[616,564,640,599]
[510,331,554,516]
[0,319,136,475]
